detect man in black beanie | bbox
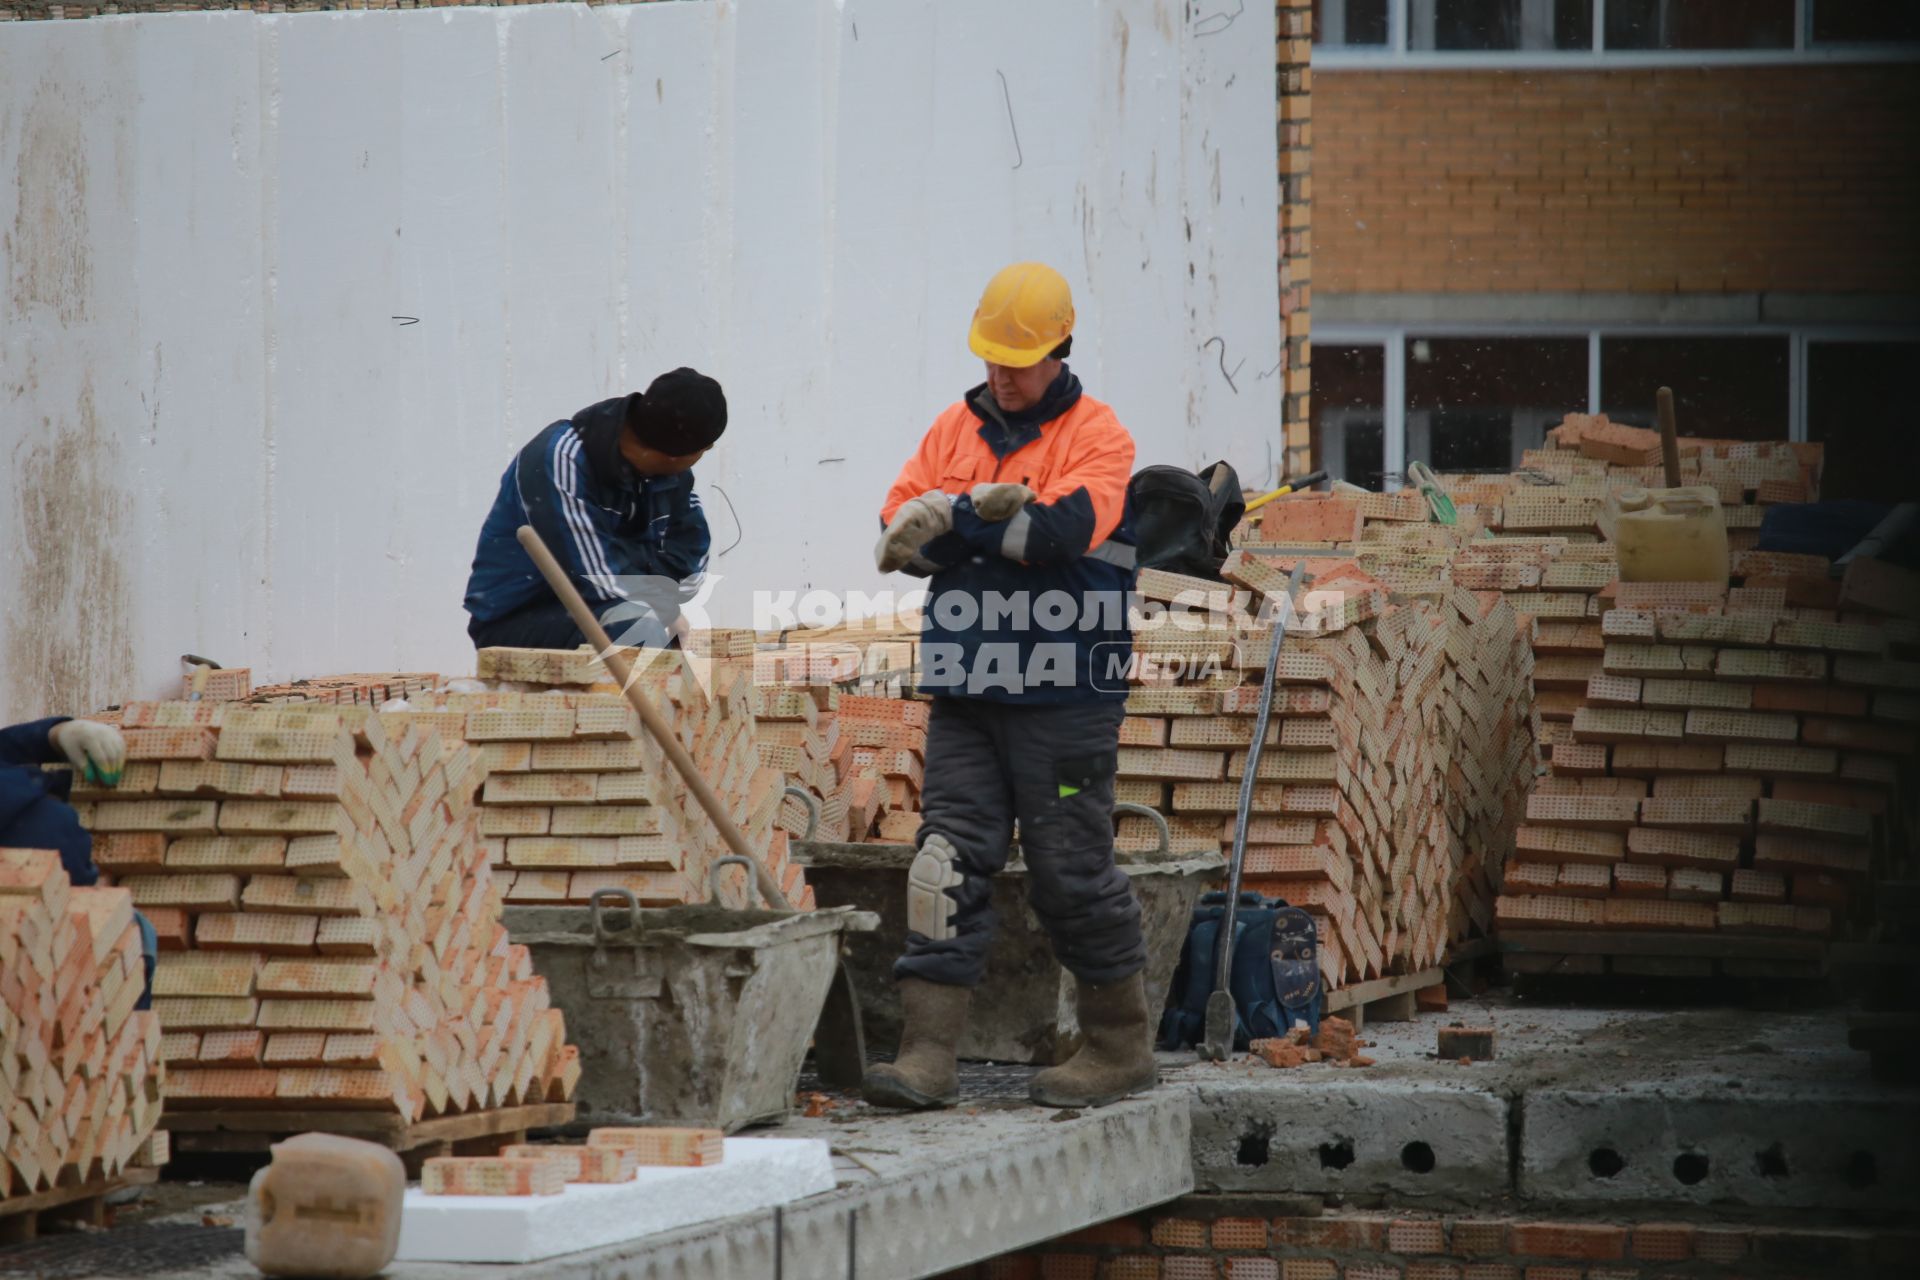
[464,368,727,651]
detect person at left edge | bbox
[464,367,727,651]
[0,715,157,1008]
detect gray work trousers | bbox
[894,696,1146,988]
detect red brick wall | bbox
[949,1209,1917,1279]
[1315,66,1920,295]
[1278,0,1314,477]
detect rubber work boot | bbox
[862,978,972,1110]
[1029,973,1159,1109]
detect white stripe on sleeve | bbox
[553,434,629,602]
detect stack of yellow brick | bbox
[1,850,165,1199]
[68,703,579,1122]
[1114,556,1537,986]
[1496,570,1917,939]
[402,645,809,910]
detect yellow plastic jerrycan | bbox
[1603,485,1730,584]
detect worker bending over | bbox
[464,368,727,652]
[1,715,156,1007]
[864,262,1153,1111]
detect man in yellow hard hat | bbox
[864,262,1155,1111]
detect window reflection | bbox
[1605,0,1794,50]
[1410,0,1594,51]
[1599,336,1789,440]
[1312,345,1389,490]
[1405,337,1588,472]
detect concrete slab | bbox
[1183,1070,1510,1204]
[116,1094,1191,1280]
[1161,991,1919,1214]
[14,996,1915,1279]
[1519,1087,1918,1214]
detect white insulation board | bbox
[393,1137,836,1263]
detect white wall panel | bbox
[0,1,1279,722]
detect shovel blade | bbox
[1199,989,1236,1062]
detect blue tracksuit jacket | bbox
[0,717,98,886]
[463,396,712,644]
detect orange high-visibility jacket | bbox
[882,390,1134,563]
[879,379,1137,702]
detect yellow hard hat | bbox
[967,262,1075,368]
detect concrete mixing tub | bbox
[797,806,1223,1064]
[505,891,877,1133]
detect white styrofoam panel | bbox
[392,1137,836,1264]
[0,2,1279,722]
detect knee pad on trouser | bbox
[906,834,967,942]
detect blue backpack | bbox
[1157,891,1323,1051]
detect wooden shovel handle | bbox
[1655,386,1682,489]
[514,525,790,910]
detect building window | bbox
[1308,325,1914,492]
[1406,337,1588,470]
[1313,0,1392,47]
[1598,336,1790,441]
[1810,0,1920,45]
[1312,0,1920,60]
[1604,0,1793,51]
[1806,340,1920,504]
[1410,0,1593,52]
[1312,344,1389,489]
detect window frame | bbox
[1313,0,1920,68]
[1311,322,1920,488]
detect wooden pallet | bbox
[159,1102,575,1175]
[1498,929,1828,981]
[0,1168,156,1245]
[1325,965,1446,1031]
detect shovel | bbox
[1201,559,1306,1062]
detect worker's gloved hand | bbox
[875,490,955,573]
[968,482,1036,522]
[49,719,126,786]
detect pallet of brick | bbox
[1449,537,1619,759]
[408,648,810,910]
[1138,555,1536,991]
[1534,417,1822,553]
[0,850,165,1202]
[762,611,924,696]
[180,666,253,703]
[242,673,441,708]
[752,686,853,845]
[65,703,581,1131]
[1238,492,1364,548]
[1494,582,1915,976]
[823,694,931,844]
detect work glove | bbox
[49,719,127,786]
[875,490,955,573]
[969,482,1036,522]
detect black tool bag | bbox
[1127,461,1245,581]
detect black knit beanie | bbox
[627,368,728,457]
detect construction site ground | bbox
[5,990,1911,1280]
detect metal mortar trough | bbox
[505,858,879,1133]
[795,804,1224,1065]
